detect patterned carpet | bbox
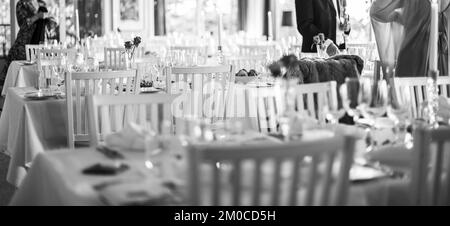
[0,152,15,206]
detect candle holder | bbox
[426,70,440,129]
[216,46,225,65]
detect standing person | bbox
[30,0,49,45]
[371,0,450,77]
[295,0,351,53]
[0,0,44,85]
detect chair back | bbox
[87,94,178,146]
[104,47,147,70]
[188,135,357,206]
[241,81,338,133]
[166,65,235,123]
[243,86,282,133]
[411,127,450,206]
[65,70,138,149]
[294,81,338,123]
[238,44,276,58]
[170,46,207,57]
[225,55,268,72]
[392,77,450,118]
[25,44,44,62]
[38,48,77,60]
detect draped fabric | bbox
[263,0,270,38]
[238,0,248,31]
[370,0,449,77]
[154,0,166,36]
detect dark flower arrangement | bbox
[124,36,142,60]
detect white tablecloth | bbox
[0,87,68,187]
[9,146,412,206]
[1,61,39,97]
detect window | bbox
[166,0,239,35]
[346,0,373,43]
[0,0,10,57]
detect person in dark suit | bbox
[295,0,351,53]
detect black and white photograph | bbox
[0,0,449,215]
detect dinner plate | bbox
[140,87,162,94]
[350,165,390,183]
[21,61,36,66]
[24,92,58,101]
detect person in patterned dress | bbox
[0,0,44,86]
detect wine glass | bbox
[387,84,413,146]
[358,78,389,152]
[144,120,172,173]
[323,94,346,125]
[358,78,389,126]
[340,78,362,122]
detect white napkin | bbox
[99,180,183,206]
[437,97,450,122]
[104,122,154,151]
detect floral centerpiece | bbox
[124,36,142,68]
[312,33,339,58]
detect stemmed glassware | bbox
[52,56,68,95]
[357,78,389,152]
[358,78,389,126]
[387,83,413,147]
[323,94,346,125]
[144,120,172,175]
[340,78,362,122]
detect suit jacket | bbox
[296,0,338,53]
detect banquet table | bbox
[0,87,68,187]
[1,61,39,97]
[9,134,411,206]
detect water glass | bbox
[387,84,413,145]
[340,78,361,121]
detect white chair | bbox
[170,46,207,57]
[188,135,357,206]
[293,81,338,123]
[392,77,450,119]
[38,48,77,60]
[411,127,450,206]
[65,70,138,149]
[244,86,282,134]
[225,55,267,72]
[241,81,338,133]
[104,47,147,70]
[25,44,44,62]
[87,94,178,147]
[238,44,277,58]
[104,47,127,70]
[166,65,235,123]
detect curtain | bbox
[154,0,166,36]
[263,0,270,38]
[238,0,248,31]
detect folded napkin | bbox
[104,122,154,151]
[437,96,450,123]
[99,180,185,206]
[366,145,412,171]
